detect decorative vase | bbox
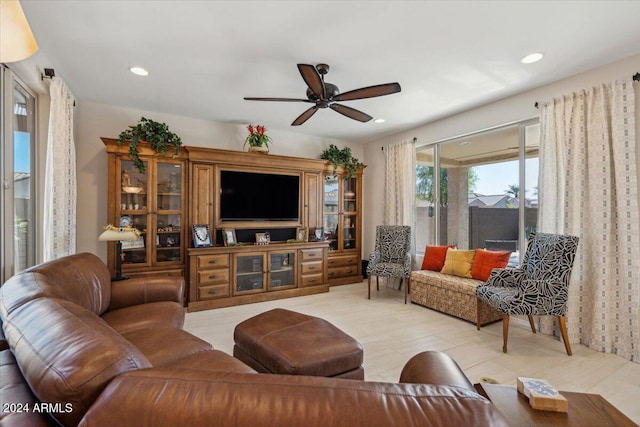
[249,145,269,154]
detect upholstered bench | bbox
[410,270,502,329]
[233,308,364,379]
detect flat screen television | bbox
[220,170,300,221]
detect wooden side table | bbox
[475,383,636,427]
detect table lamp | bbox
[99,226,139,281]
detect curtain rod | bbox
[381,137,417,151]
[40,68,76,107]
[534,72,640,109]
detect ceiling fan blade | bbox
[330,103,373,122]
[292,106,319,126]
[297,64,325,98]
[244,97,312,102]
[333,82,401,101]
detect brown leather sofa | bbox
[0,253,509,427]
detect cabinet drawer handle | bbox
[328,272,335,276]
[328,260,335,265]
[347,259,353,263]
[208,260,217,264]
[308,278,316,283]
[308,253,316,257]
[209,274,218,279]
[348,269,354,274]
[308,266,316,270]
[208,289,219,294]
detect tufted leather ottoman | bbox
[233,308,364,379]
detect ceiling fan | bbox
[244,63,401,126]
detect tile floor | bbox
[184,280,640,424]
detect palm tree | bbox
[505,184,520,199]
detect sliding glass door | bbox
[416,120,539,265]
[1,66,37,282]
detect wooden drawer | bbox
[300,260,323,275]
[300,273,323,287]
[300,248,323,261]
[327,254,358,267]
[196,254,229,270]
[197,268,230,285]
[328,265,358,279]
[197,283,230,300]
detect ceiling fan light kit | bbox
[244,63,401,126]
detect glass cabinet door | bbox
[342,177,357,250]
[119,160,149,265]
[323,176,339,250]
[155,162,182,263]
[268,252,295,290]
[235,253,265,293]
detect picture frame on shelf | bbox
[313,227,325,241]
[192,224,213,248]
[296,227,308,242]
[222,228,237,247]
[255,232,270,245]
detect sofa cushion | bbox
[441,250,475,278]
[421,245,455,271]
[122,327,213,366]
[471,249,511,281]
[2,298,151,427]
[101,301,184,335]
[163,349,256,374]
[0,253,111,317]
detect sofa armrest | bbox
[399,351,475,393]
[485,267,525,288]
[108,276,184,311]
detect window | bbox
[416,120,539,265]
[1,66,37,282]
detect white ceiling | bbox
[20,1,640,143]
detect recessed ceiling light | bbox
[521,53,543,64]
[129,66,149,76]
[373,118,385,123]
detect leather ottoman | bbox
[233,308,364,379]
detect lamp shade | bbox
[98,229,139,242]
[0,0,39,63]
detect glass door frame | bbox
[1,66,38,282]
[419,117,539,260]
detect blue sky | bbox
[473,159,539,196]
[14,132,30,172]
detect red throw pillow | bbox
[421,245,456,271]
[471,249,511,281]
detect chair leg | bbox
[367,275,371,299]
[404,278,409,304]
[558,316,572,356]
[502,315,510,353]
[376,276,379,291]
[528,315,537,333]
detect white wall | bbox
[75,101,362,260]
[362,54,640,257]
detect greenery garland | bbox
[320,144,364,178]
[117,117,183,173]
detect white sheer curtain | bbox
[383,139,416,288]
[43,78,76,261]
[538,77,639,362]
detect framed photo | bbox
[192,224,213,248]
[296,227,308,242]
[222,228,237,247]
[255,232,270,245]
[313,227,325,241]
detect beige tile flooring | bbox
[184,280,640,424]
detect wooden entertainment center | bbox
[103,139,363,311]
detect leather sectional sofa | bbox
[0,253,508,426]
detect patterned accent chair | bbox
[476,233,579,355]
[367,225,412,303]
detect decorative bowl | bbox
[122,186,143,194]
